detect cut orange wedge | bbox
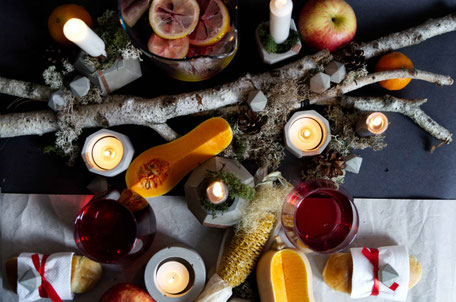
[148,33,189,59]
[149,0,200,39]
[189,0,230,47]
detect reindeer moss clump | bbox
[258,23,299,54]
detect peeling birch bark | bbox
[361,13,456,59]
[148,123,179,141]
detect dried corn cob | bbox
[218,213,275,287]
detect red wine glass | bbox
[74,190,156,263]
[281,179,359,253]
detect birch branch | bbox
[0,76,51,101]
[148,123,179,141]
[361,13,456,59]
[309,69,453,103]
[326,95,452,143]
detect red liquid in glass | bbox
[295,189,353,252]
[74,199,137,262]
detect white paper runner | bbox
[17,252,74,301]
[350,245,409,301]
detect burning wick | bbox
[366,112,388,134]
[206,181,229,204]
[155,261,190,295]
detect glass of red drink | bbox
[281,179,358,254]
[74,190,156,263]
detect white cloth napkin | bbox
[17,252,75,301]
[350,245,410,301]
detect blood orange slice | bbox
[189,0,230,47]
[148,33,189,59]
[149,0,200,39]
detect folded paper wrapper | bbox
[17,252,74,301]
[350,245,409,301]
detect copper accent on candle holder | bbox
[81,129,134,177]
[284,110,331,158]
[356,112,388,137]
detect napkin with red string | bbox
[350,245,410,301]
[17,252,74,302]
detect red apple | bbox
[99,283,155,302]
[298,0,357,52]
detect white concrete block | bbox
[310,72,331,93]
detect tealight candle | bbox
[269,0,293,44]
[285,111,331,158]
[356,112,388,136]
[63,18,107,57]
[206,181,229,204]
[155,261,190,295]
[81,129,134,177]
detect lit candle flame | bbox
[303,129,311,138]
[366,112,388,134]
[371,116,383,127]
[275,0,287,7]
[63,18,89,43]
[206,181,228,204]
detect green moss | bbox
[258,23,299,54]
[84,10,132,70]
[200,168,255,217]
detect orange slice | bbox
[149,0,200,39]
[189,0,230,46]
[148,33,189,58]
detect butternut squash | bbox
[256,249,315,302]
[126,117,232,197]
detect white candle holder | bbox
[81,129,134,177]
[284,110,331,158]
[144,246,206,302]
[184,157,254,228]
[255,19,302,65]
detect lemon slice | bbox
[189,0,230,46]
[149,0,200,39]
[148,33,189,59]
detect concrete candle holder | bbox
[255,19,302,65]
[81,129,134,177]
[184,157,254,228]
[144,246,206,302]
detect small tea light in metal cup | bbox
[356,112,388,136]
[81,129,134,177]
[284,110,331,158]
[145,246,206,302]
[206,181,229,205]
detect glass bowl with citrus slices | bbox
[119,0,238,81]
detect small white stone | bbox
[247,90,268,112]
[86,176,108,193]
[310,72,331,93]
[325,61,347,84]
[48,90,68,111]
[345,154,363,174]
[70,76,90,98]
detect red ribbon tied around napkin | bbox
[361,247,399,296]
[31,254,63,302]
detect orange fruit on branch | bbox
[48,4,93,45]
[375,52,414,90]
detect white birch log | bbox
[0,76,52,101]
[361,13,456,59]
[309,69,453,103]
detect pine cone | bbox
[333,42,366,71]
[238,106,266,135]
[314,149,346,178]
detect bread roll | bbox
[71,255,103,293]
[323,252,422,294]
[5,255,102,294]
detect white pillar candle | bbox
[206,181,229,204]
[288,117,325,151]
[356,112,388,136]
[63,18,107,57]
[155,261,190,295]
[269,0,293,44]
